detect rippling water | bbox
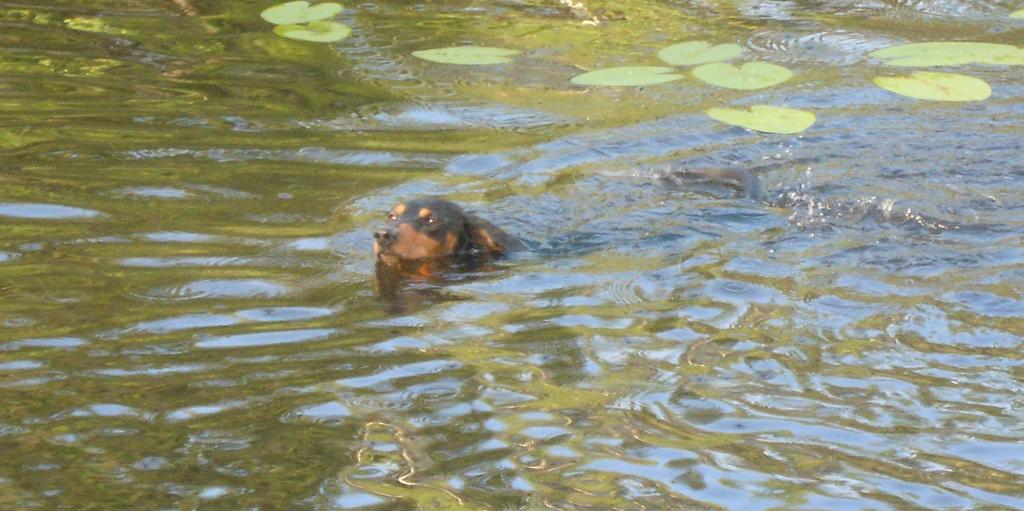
[1,0,1023,508]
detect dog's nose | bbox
[374,229,396,246]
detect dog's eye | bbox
[425,216,437,224]
[387,213,397,221]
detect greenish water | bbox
[2,0,1024,509]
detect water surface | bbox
[1,0,1023,508]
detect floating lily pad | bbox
[706,105,816,134]
[874,71,991,101]
[411,46,520,65]
[870,42,1024,67]
[261,1,343,25]
[692,62,792,90]
[273,21,351,42]
[570,66,683,86]
[1012,9,1024,19]
[657,41,743,66]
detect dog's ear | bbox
[464,213,522,257]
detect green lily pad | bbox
[570,66,683,86]
[1012,9,1024,19]
[874,71,991,101]
[657,41,743,66]
[706,105,816,134]
[692,62,792,90]
[411,46,520,65]
[869,42,1024,67]
[261,1,343,25]
[273,21,351,42]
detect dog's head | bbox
[373,197,518,269]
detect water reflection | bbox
[0,203,105,219]
[1,0,1023,509]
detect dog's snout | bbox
[374,229,396,246]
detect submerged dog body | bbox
[373,198,522,272]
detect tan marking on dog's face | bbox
[443,231,459,254]
[393,203,406,216]
[377,253,399,266]
[418,207,432,218]
[384,222,443,261]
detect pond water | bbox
[2,0,1023,508]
